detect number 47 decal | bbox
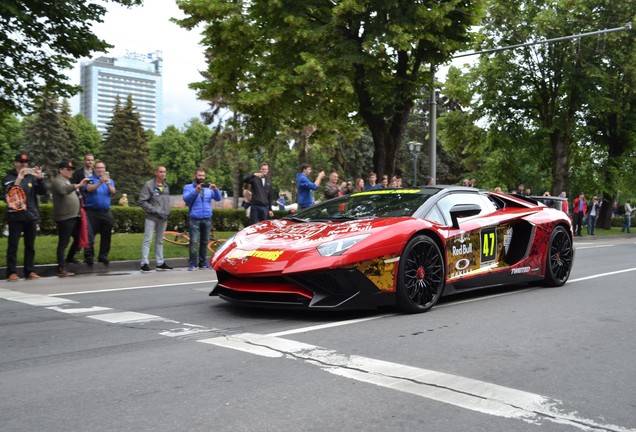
[481,227,497,263]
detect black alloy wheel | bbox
[544,225,573,286]
[396,235,445,313]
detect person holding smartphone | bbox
[2,153,47,281]
[83,161,116,265]
[182,167,222,271]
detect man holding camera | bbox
[3,153,47,281]
[83,161,115,265]
[182,168,222,271]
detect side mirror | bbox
[449,204,482,229]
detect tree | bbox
[0,112,23,178]
[149,123,202,189]
[24,94,74,185]
[440,0,635,198]
[577,0,636,228]
[0,0,142,115]
[101,95,153,206]
[73,114,102,159]
[175,0,482,178]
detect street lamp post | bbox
[407,141,423,186]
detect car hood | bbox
[213,217,422,274]
[233,217,407,251]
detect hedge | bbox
[0,203,289,237]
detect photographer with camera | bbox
[3,153,47,281]
[182,167,222,271]
[83,161,116,265]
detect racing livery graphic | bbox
[210,186,574,313]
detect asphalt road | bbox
[1,237,635,432]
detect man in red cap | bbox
[2,153,47,281]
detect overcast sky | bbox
[67,0,210,132]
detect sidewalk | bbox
[4,257,189,279]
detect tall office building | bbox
[80,51,163,135]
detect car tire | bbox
[396,235,445,313]
[544,225,573,287]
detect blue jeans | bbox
[587,215,596,235]
[188,217,212,267]
[249,204,269,225]
[142,218,167,265]
[622,214,631,233]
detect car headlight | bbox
[317,234,371,257]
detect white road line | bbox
[576,244,614,250]
[50,280,214,296]
[86,311,178,324]
[47,306,113,314]
[268,315,394,337]
[0,288,77,306]
[199,333,634,432]
[569,267,636,283]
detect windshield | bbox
[287,189,437,222]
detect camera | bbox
[23,168,34,175]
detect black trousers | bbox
[6,219,37,277]
[56,217,80,268]
[85,208,113,261]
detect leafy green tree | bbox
[73,114,102,159]
[576,0,636,227]
[0,112,23,178]
[149,124,200,190]
[101,95,152,206]
[0,0,142,115]
[440,0,635,199]
[175,0,482,178]
[24,94,73,185]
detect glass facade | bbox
[80,52,163,135]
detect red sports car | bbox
[209,186,574,313]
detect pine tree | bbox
[59,98,79,161]
[24,94,73,189]
[101,95,153,206]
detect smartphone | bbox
[104,171,110,177]
[23,168,34,175]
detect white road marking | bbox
[0,288,76,306]
[269,315,394,337]
[86,311,178,324]
[50,280,214,296]
[569,267,636,283]
[199,333,634,431]
[575,244,614,250]
[47,306,112,314]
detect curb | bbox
[4,257,189,279]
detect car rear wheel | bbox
[544,226,573,286]
[396,235,445,313]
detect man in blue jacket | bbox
[296,163,325,210]
[183,168,222,270]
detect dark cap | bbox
[57,161,75,170]
[15,153,29,162]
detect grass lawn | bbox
[0,231,235,267]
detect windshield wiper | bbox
[286,216,308,222]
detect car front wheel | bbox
[396,235,445,313]
[544,225,573,287]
